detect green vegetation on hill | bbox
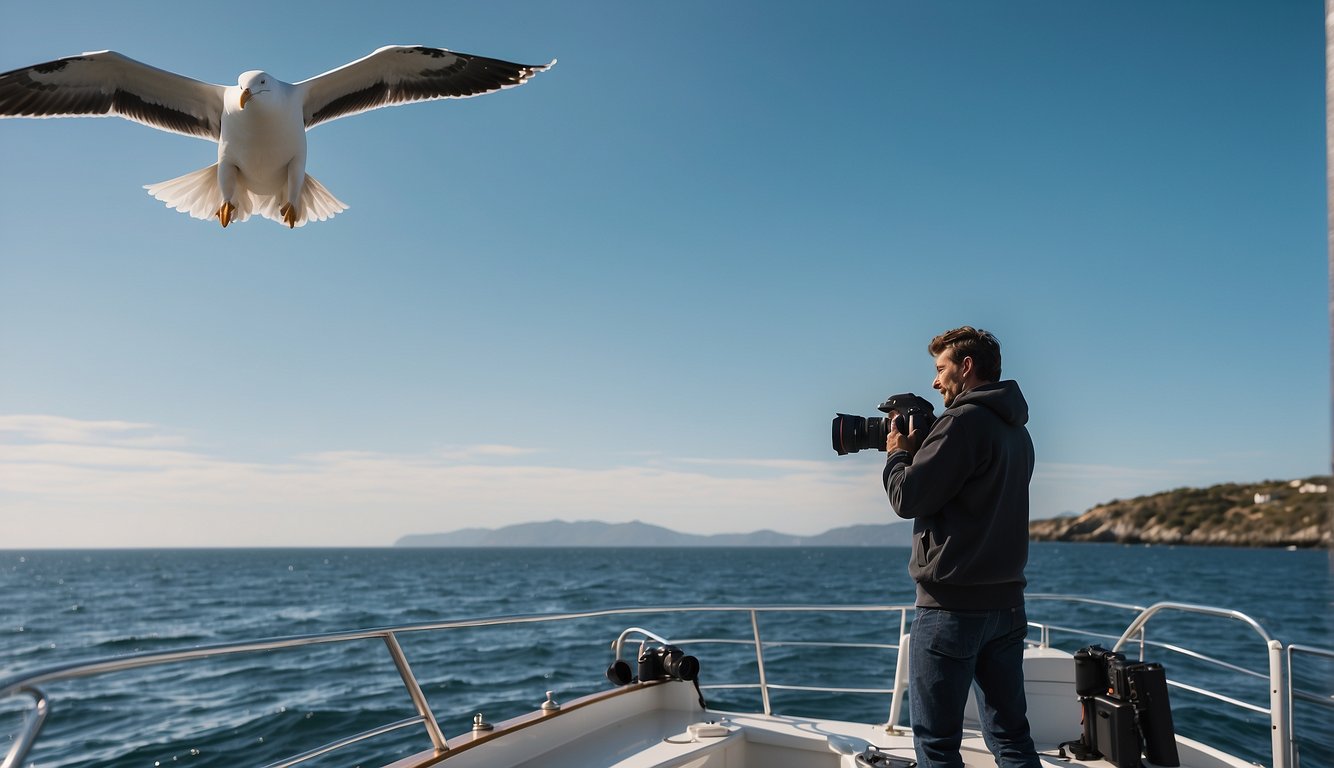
[1030,476,1331,548]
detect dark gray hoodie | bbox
[883,380,1034,610]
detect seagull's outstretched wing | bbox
[299,45,554,130]
[0,51,225,140]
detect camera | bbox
[832,393,936,455]
[638,644,699,682]
[606,644,700,687]
[1072,646,1179,768]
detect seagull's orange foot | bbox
[279,203,298,229]
[216,201,237,228]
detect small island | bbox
[1029,476,1331,548]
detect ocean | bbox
[1,544,1329,767]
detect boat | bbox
[2,594,1330,768]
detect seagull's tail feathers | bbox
[252,174,349,228]
[144,167,347,227]
[143,164,256,224]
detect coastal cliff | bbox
[1029,476,1331,548]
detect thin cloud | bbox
[2,414,1208,546]
[0,414,188,447]
[674,457,846,474]
[1,414,882,546]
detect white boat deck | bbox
[383,661,1256,768]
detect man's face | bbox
[933,350,968,407]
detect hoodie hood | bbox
[951,380,1028,426]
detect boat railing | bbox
[2,600,1328,768]
[1112,601,1288,767]
[0,604,910,768]
[0,622,463,768]
[1029,596,1281,712]
[610,605,913,719]
[1026,595,1334,768]
[1285,644,1334,768]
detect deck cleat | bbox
[471,713,493,733]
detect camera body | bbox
[832,393,937,455]
[1073,646,1180,768]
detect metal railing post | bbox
[886,630,910,734]
[1,686,48,768]
[1268,640,1291,768]
[749,610,772,716]
[382,632,448,753]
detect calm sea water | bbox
[1,545,1329,767]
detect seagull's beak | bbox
[239,88,252,109]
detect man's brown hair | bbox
[929,326,1002,382]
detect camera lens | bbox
[661,646,700,681]
[606,660,633,686]
[669,654,699,681]
[831,414,888,455]
[832,414,864,455]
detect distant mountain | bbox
[399,473,1334,549]
[395,520,915,548]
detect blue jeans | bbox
[908,606,1040,768]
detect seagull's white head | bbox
[237,70,274,110]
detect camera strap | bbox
[1058,737,1095,761]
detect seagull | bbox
[0,46,553,228]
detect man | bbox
[883,326,1040,768]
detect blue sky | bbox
[1,1,1327,547]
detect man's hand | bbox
[886,414,920,455]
